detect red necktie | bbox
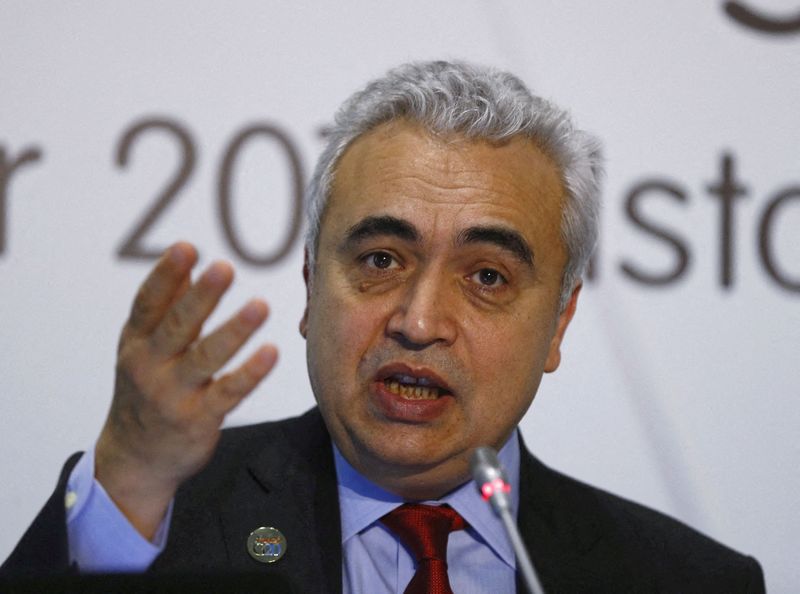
[380,504,468,594]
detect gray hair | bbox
[305,60,603,309]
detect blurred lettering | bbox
[0,145,43,255]
[115,118,197,260]
[707,153,748,288]
[759,187,800,291]
[217,124,304,266]
[620,180,691,286]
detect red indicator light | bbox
[481,483,494,500]
[481,478,511,501]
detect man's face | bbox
[301,121,579,499]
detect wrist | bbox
[95,429,178,540]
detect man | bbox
[2,61,764,592]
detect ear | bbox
[299,249,311,339]
[543,283,581,373]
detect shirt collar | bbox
[334,431,521,569]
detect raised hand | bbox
[95,242,278,539]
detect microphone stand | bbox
[471,446,546,594]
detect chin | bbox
[354,437,473,499]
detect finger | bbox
[167,274,192,312]
[206,345,278,416]
[150,260,234,358]
[126,242,198,336]
[176,299,270,385]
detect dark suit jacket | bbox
[2,408,765,593]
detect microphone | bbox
[471,446,546,594]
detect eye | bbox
[363,251,397,270]
[471,268,507,287]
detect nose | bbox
[385,268,458,349]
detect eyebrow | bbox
[343,215,420,247]
[342,215,533,267]
[456,225,534,267]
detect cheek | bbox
[467,312,554,393]
[308,282,388,370]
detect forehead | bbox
[324,121,565,252]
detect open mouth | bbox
[382,373,451,401]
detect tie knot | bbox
[380,504,467,562]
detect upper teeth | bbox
[386,381,440,400]
[392,374,434,387]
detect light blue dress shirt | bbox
[66,430,520,592]
[65,445,172,572]
[336,434,520,593]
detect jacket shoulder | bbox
[520,451,765,593]
[0,452,82,575]
[183,408,330,492]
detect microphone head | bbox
[470,446,512,514]
[470,446,505,482]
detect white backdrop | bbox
[2,2,798,590]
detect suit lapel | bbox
[516,437,607,592]
[220,409,342,594]
[152,410,342,593]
